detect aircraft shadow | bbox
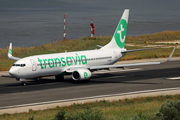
[0,67,179,94]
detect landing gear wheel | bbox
[21,82,26,86]
[55,75,64,82]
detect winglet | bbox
[8,43,12,58]
[8,43,21,61]
[167,48,175,62]
[161,48,175,63]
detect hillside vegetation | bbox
[0,30,180,71]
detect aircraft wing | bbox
[90,48,175,70]
[8,43,21,61]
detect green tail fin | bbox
[102,9,129,49]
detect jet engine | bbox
[72,69,91,80]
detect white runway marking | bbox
[1,87,180,110]
[167,77,180,80]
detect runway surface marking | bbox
[167,77,180,80]
[1,87,180,110]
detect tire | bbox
[21,82,26,86]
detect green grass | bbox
[1,31,180,71]
[1,95,180,120]
[126,30,180,43]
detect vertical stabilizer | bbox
[101,9,129,50]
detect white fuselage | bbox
[8,9,171,82]
[9,49,124,79]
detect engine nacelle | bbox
[72,69,91,81]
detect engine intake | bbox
[72,69,91,80]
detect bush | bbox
[155,100,180,120]
[28,116,34,120]
[53,108,105,120]
[66,108,105,120]
[132,111,152,120]
[53,108,66,120]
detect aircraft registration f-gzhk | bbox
[8,9,175,85]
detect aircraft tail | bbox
[101,9,129,50]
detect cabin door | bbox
[30,59,37,71]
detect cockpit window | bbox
[21,64,26,67]
[13,64,26,67]
[16,64,20,66]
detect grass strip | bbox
[1,30,180,71]
[0,94,180,120]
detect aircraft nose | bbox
[9,67,18,77]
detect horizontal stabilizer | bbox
[122,47,161,53]
[97,45,103,48]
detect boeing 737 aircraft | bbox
[8,9,175,85]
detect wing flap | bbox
[90,48,175,70]
[90,62,161,70]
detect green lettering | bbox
[48,59,54,68]
[43,59,47,69]
[81,55,87,65]
[38,54,87,69]
[38,58,44,69]
[54,58,61,67]
[66,57,72,66]
[9,49,12,55]
[76,54,81,65]
[61,57,66,67]
[72,56,78,65]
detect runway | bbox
[0,60,180,110]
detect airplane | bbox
[8,9,175,86]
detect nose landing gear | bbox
[16,78,26,86]
[21,81,26,86]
